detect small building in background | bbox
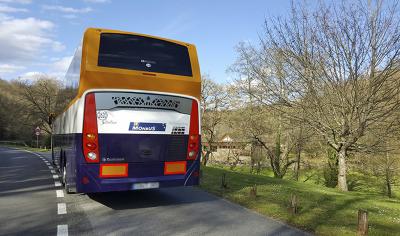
[202,134,250,164]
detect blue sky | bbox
[0,0,293,82]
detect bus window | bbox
[98,33,193,76]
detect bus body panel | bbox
[53,90,201,193]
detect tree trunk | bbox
[337,149,348,191]
[295,145,301,181]
[202,151,211,166]
[294,125,303,181]
[386,172,392,198]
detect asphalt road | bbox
[0,147,310,236]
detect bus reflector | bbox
[164,161,186,175]
[82,176,90,184]
[100,163,128,178]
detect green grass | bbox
[199,166,400,236]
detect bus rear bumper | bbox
[75,164,200,193]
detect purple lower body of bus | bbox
[53,133,200,193]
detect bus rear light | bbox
[164,161,186,175]
[100,163,128,178]
[86,143,97,150]
[83,93,100,163]
[187,100,200,160]
[188,150,196,158]
[86,133,96,140]
[87,152,97,160]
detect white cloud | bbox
[19,69,65,81]
[0,13,12,21]
[42,5,92,14]
[0,17,65,64]
[51,56,72,75]
[19,71,46,81]
[23,56,73,80]
[52,41,66,52]
[0,3,28,12]
[0,64,25,73]
[0,0,31,4]
[17,72,61,83]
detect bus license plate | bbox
[132,182,159,190]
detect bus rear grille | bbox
[166,135,188,161]
[171,126,185,135]
[111,96,180,109]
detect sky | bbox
[0,0,294,83]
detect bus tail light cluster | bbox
[83,93,100,163]
[187,100,199,160]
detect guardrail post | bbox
[290,194,298,214]
[249,184,257,198]
[221,173,228,189]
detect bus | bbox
[51,28,201,193]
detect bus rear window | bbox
[98,33,193,76]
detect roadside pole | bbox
[35,126,40,148]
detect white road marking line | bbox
[57,203,67,214]
[51,170,56,174]
[14,150,67,198]
[57,225,68,236]
[22,149,41,157]
[56,190,64,198]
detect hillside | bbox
[199,166,400,236]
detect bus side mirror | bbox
[48,113,56,125]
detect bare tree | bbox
[370,151,399,198]
[363,124,400,197]
[231,0,400,191]
[17,75,61,134]
[227,103,297,178]
[201,75,229,165]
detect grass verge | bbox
[0,144,50,153]
[199,166,400,236]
